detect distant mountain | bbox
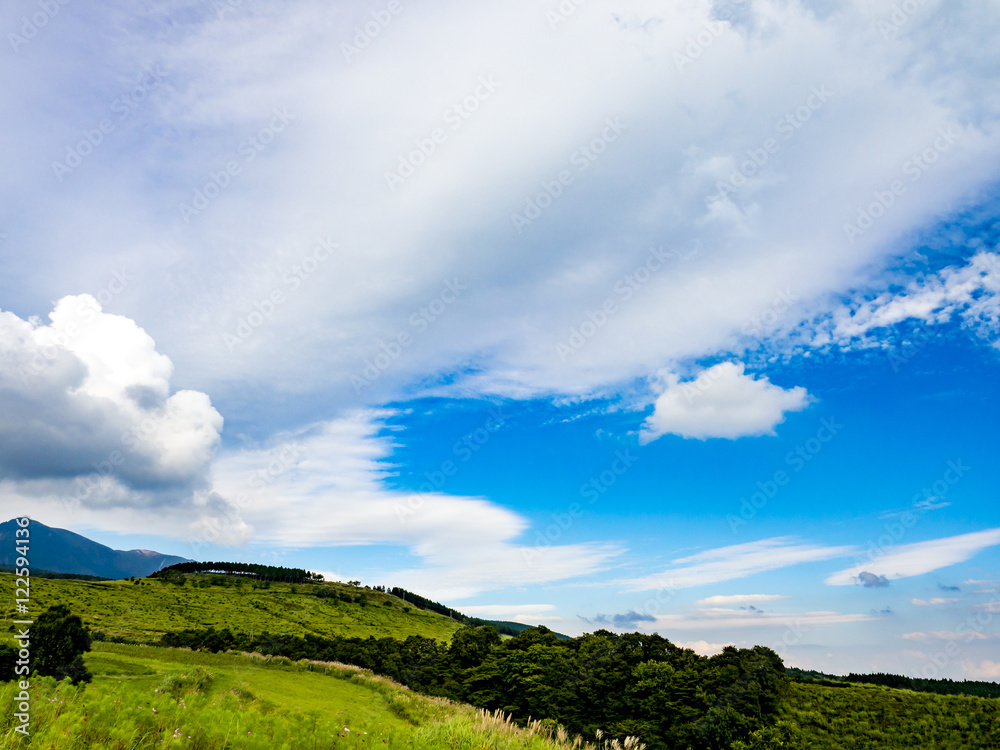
[0,518,189,579]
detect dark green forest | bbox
[161,624,790,750]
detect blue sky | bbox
[1,0,1000,679]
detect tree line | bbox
[789,667,1000,699]
[160,624,790,750]
[151,561,324,583]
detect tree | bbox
[449,626,500,670]
[33,605,92,684]
[0,644,17,682]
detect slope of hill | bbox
[1,641,577,750]
[9,637,999,749]
[779,680,1000,749]
[0,518,188,579]
[7,571,466,642]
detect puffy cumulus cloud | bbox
[826,529,1000,586]
[639,362,811,442]
[0,296,223,504]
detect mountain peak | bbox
[0,518,190,579]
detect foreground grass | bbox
[780,681,1000,749]
[1,573,463,643]
[2,642,998,748]
[0,643,579,750]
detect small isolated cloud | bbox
[621,537,855,591]
[911,598,961,606]
[858,571,890,588]
[640,362,810,442]
[695,594,791,606]
[914,497,951,512]
[826,529,1000,586]
[580,611,657,629]
[676,640,735,657]
[938,583,961,592]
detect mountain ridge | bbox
[0,518,189,579]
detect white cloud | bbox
[8,405,621,597]
[903,630,996,642]
[652,608,874,630]
[0,296,226,525]
[639,362,811,442]
[676,639,736,656]
[961,660,1000,679]
[811,251,1000,349]
[460,604,557,617]
[695,594,791,606]
[460,604,564,624]
[206,410,622,599]
[911,597,961,606]
[621,537,855,591]
[4,0,999,416]
[825,529,1000,586]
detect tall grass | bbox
[0,644,617,750]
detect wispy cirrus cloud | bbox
[826,529,1000,586]
[621,537,855,591]
[651,608,874,631]
[694,594,791,606]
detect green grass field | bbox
[5,642,999,749]
[0,642,578,749]
[779,681,1000,749]
[2,572,464,643]
[4,574,1000,748]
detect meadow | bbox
[4,572,1000,749]
[3,572,463,643]
[778,681,1000,749]
[0,642,586,750]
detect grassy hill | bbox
[3,572,465,643]
[779,680,1000,749]
[0,642,577,749]
[5,571,999,748]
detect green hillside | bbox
[3,572,464,643]
[779,681,1000,748]
[5,572,1000,748]
[0,642,578,750]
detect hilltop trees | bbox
[152,561,323,583]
